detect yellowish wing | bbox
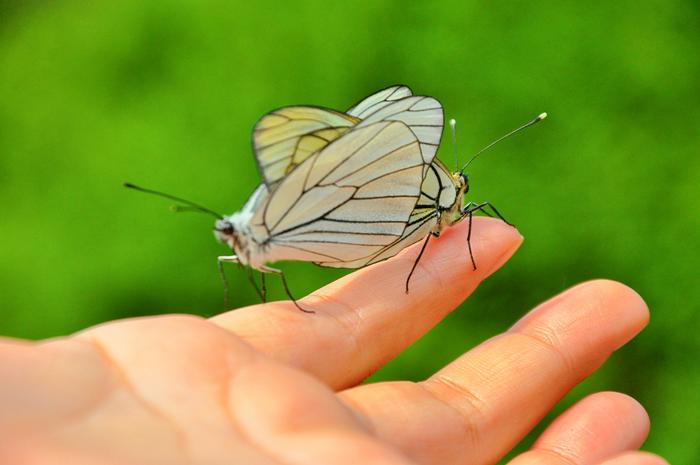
[252,86,443,188]
[252,106,359,187]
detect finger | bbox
[341,280,649,465]
[507,392,649,465]
[211,217,522,389]
[596,451,669,465]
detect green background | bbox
[1,1,698,462]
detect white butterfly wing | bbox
[347,85,443,164]
[355,95,443,165]
[346,85,413,118]
[250,121,426,265]
[319,159,457,268]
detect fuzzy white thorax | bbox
[214,184,269,269]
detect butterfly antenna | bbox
[124,182,223,219]
[460,112,547,174]
[450,118,458,169]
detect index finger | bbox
[211,217,522,389]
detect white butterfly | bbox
[339,114,547,291]
[127,86,544,309]
[213,87,445,309]
[217,87,545,304]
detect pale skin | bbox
[0,218,668,465]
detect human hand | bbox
[0,218,667,465]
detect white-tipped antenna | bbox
[460,112,548,173]
[449,118,458,168]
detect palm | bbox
[0,219,665,465]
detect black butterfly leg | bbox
[260,272,267,303]
[466,208,477,270]
[217,255,240,309]
[218,256,268,306]
[463,201,513,227]
[245,268,265,302]
[463,201,494,218]
[460,201,512,271]
[405,232,438,294]
[260,265,315,314]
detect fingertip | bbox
[595,391,650,429]
[579,279,650,348]
[587,278,649,318]
[598,451,670,465]
[425,216,523,280]
[568,391,651,444]
[530,391,653,465]
[511,279,649,346]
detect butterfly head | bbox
[460,172,469,194]
[455,170,470,197]
[215,218,241,252]
[215,213,257,265]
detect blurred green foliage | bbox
[1,0,698,461]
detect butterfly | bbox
[226,86,542,294]
[213,86,444,309]
[127,86,544,311]
[326,114,547,294]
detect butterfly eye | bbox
[216,220,234,236]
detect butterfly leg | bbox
[460,203,497,271]
[466,209,477,270]
[404,232,439,294]
[463,202,513,227]
[259,265,315,314]
[243,268,266,303]
[217,255,241,309]
[463,202,492,267]
[460,202,513,271]
[260,272,267,303]
[463,201,494,218]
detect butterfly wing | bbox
[319,159,457,268]
[249,121,426,265]
[252,106,359,187]
[346,85,413,118]
[347,85,443,165]
[252,86,444,188]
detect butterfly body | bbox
[215,184,269,269]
